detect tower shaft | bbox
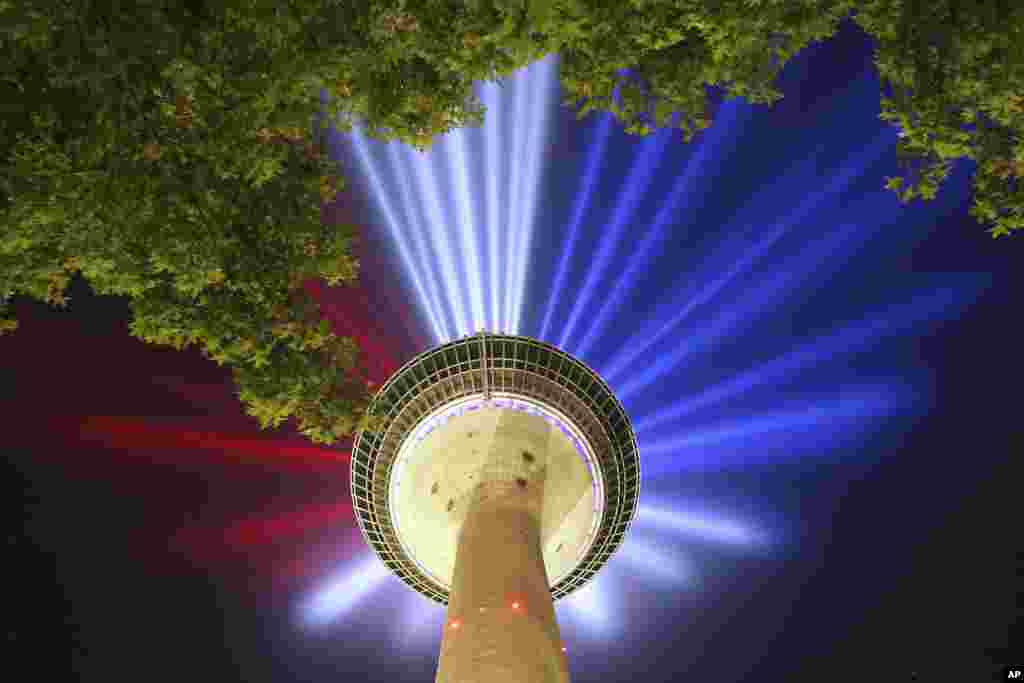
[435,410,570,683]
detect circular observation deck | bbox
[351,333,640,605]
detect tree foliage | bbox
[2,1,1018,445]
[854,0,1024,237]
[547,0,1024,237]
[554,0,856,139]
[546,0,1023,237]
[0,0,380,443]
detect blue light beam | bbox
[633,278,987,435]
[481,80,504,333]
[408,139,472,337]
[559,565,619,636]
[638,384,913,478]
[538,111,615,342]
[615,220,869,402]
[342,59,557,341]
[510,55,559,335]
[385,140,453,342]
[557,126,674,350]
[444,125,487,332]
[503,65,530,333]
[573,100,749,361]
[634,503,761,546]
[301,554,392,627]
[617,534,691,583]
[601,131,893,385]
[393,588,445,649]
[348,130,447,343]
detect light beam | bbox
[634,504,760,546]
[510,55,559,335]
[573,100,749,361]
[558,126,673,350]
[538,111,615,342]
[638,384,913,478]
[347,129,447,343]
[601,131,893,385]
[633,278,986,435]
[301,555,392,626]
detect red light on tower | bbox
[511,601,520,610]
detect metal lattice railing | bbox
[351,333,640,605]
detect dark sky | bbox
[4,20,1020,683]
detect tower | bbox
[351,332,640,682]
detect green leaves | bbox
[858,0,1024,237]
[1,0,371,443]
[3,0,1019,451]
[527,0,556,30]
[556,1,852,145]
[244,156,284,189]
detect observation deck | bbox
[351,332,640,605]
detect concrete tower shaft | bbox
[436,410,570,683]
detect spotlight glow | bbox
[481,80,504,335]
[635,504,759,546]
[639,385,912,478]
[302,45,987,661]
[384,140,452,342]
[504,66,528,334]
[445,126,486,330]
[573,100,749,360]
[340,56,559,340]
[559,569,617,635]
[601,131,893,385]
[301,555,391,626]
[558,125,673,351]
[394,588,445,648]
[614,219,869,402]
[538,111,615,343]
[633,280,985,435]
[510,57,559,335]
[408,140,470,336]
[348,130,447,343]
[618,534,690,582]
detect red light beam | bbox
[77,416,351,473]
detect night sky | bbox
[5,20,1020,683]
